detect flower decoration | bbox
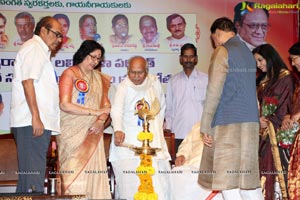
[134,192,158,200]
[277,122,299,149]
[134,98,159,200]
[262,96,279,117]
[136,166,155,175]
[134,154,158,200]
[137,131,154,142]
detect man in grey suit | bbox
[198,17,263,199]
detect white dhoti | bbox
[222,188,263,200]
[171,165,223,200]
[112,158,172,200]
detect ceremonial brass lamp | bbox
[130,98,161,155]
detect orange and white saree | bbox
[57,69,111,199]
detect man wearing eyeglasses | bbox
[110,56,172,200]
[165,43,207,153]
[234,1,269,50]
[10,16,62,193]
[14,12,35,46]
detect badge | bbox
[75,79,89,105]
[74,79,89,93]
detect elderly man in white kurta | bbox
[171,122,224,200]
[110,56,172,200]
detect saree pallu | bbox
[57,70,111,199]
[288,131,300,200]
[259,126,290,200]
[288,84,300,199]
[260,123,289,200]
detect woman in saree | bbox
[282,42,300,200]
[253,44,294,200]
[57,40,111,199]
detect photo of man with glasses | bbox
[233,1,269,50]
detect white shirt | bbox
[165,69,207,139]
[140,33,160,45]
[10,35,60,135]
[109,74,170,162]
[13,36,25,47]
[165,35,194,51]
[237,33,266,51]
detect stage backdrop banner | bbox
[0,0,298,133]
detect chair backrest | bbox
[163,131,176,163]
[0,134,18,186]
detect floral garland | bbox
[134,154,158,200]
[137,131,154,142]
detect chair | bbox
[163,131,176,164]
[0,134,18,192]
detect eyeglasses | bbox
[243,23,269,31]
[88,54,102,62]
[47,28,63,38]
[128,70,146,76]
